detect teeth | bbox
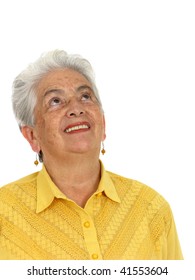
[65,124,89,133]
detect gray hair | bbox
[12,49,102,128]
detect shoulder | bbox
[107,169,158,193]
[107,171,173,231]
[107,170,170,212]
[0,171,39,197]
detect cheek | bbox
[90,106,104,123]
[35,113,60,144]
[91,109,106,135]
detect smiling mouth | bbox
[64,124,90,133]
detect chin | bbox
[70,144,97,154]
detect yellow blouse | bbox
[0,162,183,260]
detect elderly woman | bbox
[0,50,183,260]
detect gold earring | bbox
[34,154,39,166]
[101,142,106,155]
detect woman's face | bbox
[23,69,106,162]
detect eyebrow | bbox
[76,85,93,92]
[44,84,93,98]
[44,88,64,97]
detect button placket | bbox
[81,214,102,260]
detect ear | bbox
[102,114,106,141]
[21,126,41,153]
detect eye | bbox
[81,93,91,101]
[49,97,62,106]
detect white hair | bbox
[12,49,102,128]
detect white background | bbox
[0,0,194,266]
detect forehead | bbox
[36,68,91,95]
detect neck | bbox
[43,153,101,207]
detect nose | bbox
[67,110,84,117]
[66,100,85,118]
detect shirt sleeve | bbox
[162,209,183,260]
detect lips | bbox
[64,122,90,133]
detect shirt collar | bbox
[36,161,120,213]
[96,161,121,203]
